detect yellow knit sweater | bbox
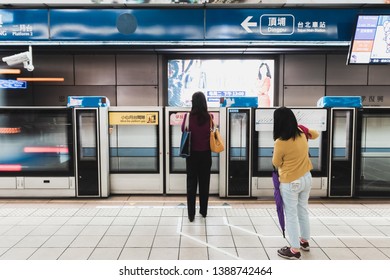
[272,129,319,183]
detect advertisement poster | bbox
[167,59,274,108]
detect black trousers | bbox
[186,150,212,218]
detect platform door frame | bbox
[328,107,357,197]
[225,107,252,198]
[74,108,101,197]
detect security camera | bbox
[1,46,34,71]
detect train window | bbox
[332,111,351,161]
[359,114,390,192]
[0,108,73,176]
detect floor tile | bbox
[149,247,178,260]
[179,235,207,248]
[312,236,346,247]
[159,217,181,226]
[0,248,8,257]
[208,247,238,260]
[352,225,386,236]
[105,225,133,236]
[231,225,257,236]
[88,217,115,226]
[0,225,12,235]
[249,216,276,226]
[70,235,102,247]
[321,248,359,260]
[78,225,108,236]
[206,225,231,235]
[40,217,70,226]
[0,236,24,247]
[376,226,390,236]
[0,248,37,260]
[161,208,184,217]
[14,235,50,248]
[153,236,180,248]
[255,225,283,236]
[89,248,122,260]
[226,216,252,226]
[350,248,389,260]
[58,248,94,260]
[179,247,208,260]
[119,248,150,260]
[310,225,335,236]
[131,225,157,236]
[3,225,36,236]
[339,237,374,248]
[29,225,61,236]
[260,236,289,248]
[42,235,76,248]
[300,248,330,260]
[327,225,360,236]
[65,217,93,225]
[17,217,47,226]
[207,235,235,248]
[366,237,390,247]
[204,217,226,225]
[28,247,66,260]
[54,225,84,236]
[379,248,390,258]
[233,235,263,248]
[112,216,137,226]
[236,247,268,260]
[156,225,180,236]
[97,235,128,247]
[135,217,160,226]
[125,235,154,247]
[181,225,206,235]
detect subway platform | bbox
[0,195,390,260]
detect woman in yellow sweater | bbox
[272,107,319,260]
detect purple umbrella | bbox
[272,168,285,238]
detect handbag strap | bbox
[184,113,190,131]
[209,114,215,131]
[298,124,311,140]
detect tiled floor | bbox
[0,195,390,260]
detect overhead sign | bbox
[50,9,204,41]
[206,9,365,42]
[0,8,386,44]
[0,9,49,40]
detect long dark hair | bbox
[190,91,210,125]
[258,62,272,80]
[273,106,302,141]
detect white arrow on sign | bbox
[241,16,257,33]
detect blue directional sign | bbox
[205,9,369,42]
[0,8,388,44]
[50,9,204,41]
[0,79,27,89]
[0,9,49,40]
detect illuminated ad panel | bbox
[167,59,275,108]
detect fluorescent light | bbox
[16,77,64,82]
[0,69,21,74]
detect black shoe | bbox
[277,246,301,260]
[300,240,310,251]
[200,212,207,218]
[188,216,194,222]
